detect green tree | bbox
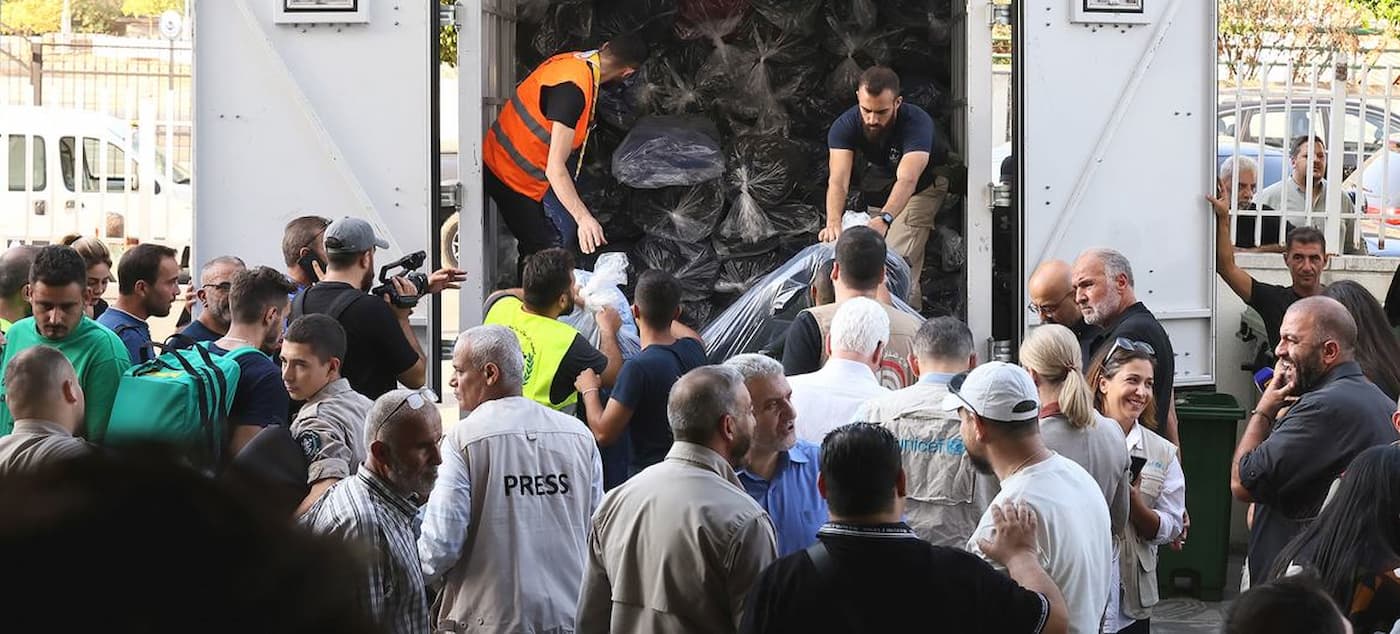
[121,0,182,17]
[1350,0,1400,25]
[73,0,123,34]
[440,0,456,67]
[0,0,63,35]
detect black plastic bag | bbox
[823,17,894,97]
[593,0,677,42]
[750,0,823,35]
[826,0,879,31]
[612,116,726,189]
[714,251,785,295]
[630,180,726,243]
[676,0,748,41]
[631,236,721,303]
[680,300,715,329]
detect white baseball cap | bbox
[942,361,1041,423]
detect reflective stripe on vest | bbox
[484,296,584,411]
[483,51,598,202]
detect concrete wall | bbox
[1214,254,1399,546]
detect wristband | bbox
[580,388,601,397]
[1249,408,1275,422]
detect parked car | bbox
[2,106,191,252]
[1218,96,1400,178]
[1216,136,1287,189]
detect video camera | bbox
[370,250,430,308]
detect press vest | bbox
[484,51,599,202]
[1118,425,1177,620]
[804,300,923,389]
[431,397,600,632]
[484,296,583,410]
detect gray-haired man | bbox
[419,325,603,633]
[302,388,443,634]
[853,316,984,548]
[577,366,777,634]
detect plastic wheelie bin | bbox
[1156,391,1245,601]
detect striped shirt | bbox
[302,468,429,634]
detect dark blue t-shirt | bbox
[170,320,220,350]
[828,102,939,194]
[610,337,709,475]
[207,342,289,429]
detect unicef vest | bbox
[1117,425,1178,620]
[484,296,583,411]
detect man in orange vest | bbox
[484,35,649,276]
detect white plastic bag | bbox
[561,253,642,359]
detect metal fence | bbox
[1,35,192,250]
[1218,51,1400,255]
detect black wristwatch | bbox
[880,212,895,225]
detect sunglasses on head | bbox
[1108,337,1155,360]
[383,388,439,423]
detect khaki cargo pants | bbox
[877,176,949,310]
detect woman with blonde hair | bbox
[60,234,113,319]
[1089,341,1187,633]
[1020,324,1131,535]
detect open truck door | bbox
[1015,0,1217,386]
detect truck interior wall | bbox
[491,0,971,333]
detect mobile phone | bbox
[1130,456,1148,481]
[298,252,325,284]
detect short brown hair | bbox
[858,66,901,97]
[281,216,330,267]
[228,266,295,326]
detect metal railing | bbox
[1,35,192,251]
[1218,52,1400,255]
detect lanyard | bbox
[573,50,602,179]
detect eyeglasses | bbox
[201,282,232,292]
[948,371,981,418]
[383,388,439,422]
[1026,289,1076,317]
[1107,337,1155,359]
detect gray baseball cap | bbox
[324,217,389,254]
[943,361,1041,423]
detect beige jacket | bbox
[0,419,90,476]
[577,441,778,634]
[290,378,373,483]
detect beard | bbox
[729,432,753,468]
[388,460,438,502]
[1289,348,1328,393]
[1082,286,1123,326]
[360,269,375,291]
[968,449,994,476]
[208,300,232,327]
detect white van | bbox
[2,106,191,252]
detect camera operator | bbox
[291,217,466,399]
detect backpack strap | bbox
[112,323,154,363]
[805,540,866,631]
[293,286,364,323]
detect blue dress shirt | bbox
[738,440,828,557]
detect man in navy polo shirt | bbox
[822,66,949,310]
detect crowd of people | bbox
[2,51,1400,630]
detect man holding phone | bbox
[282,215,331,294]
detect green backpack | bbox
[106,342,265,470]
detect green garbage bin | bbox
[1156,391,1245,601]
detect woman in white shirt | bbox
[1089,339,1187,634]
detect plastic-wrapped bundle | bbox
[715,136,807,257]
[679,300,714,330]
[719,24,817,126]
[716,167,778,258]
[630,180,726,243]
[592,0,678,42]
[749,0,823,35]
[675,0,747,41]
[631,235,721,303]
[791,138,832,204]
[714,251,785,295]
[531,1,593,62]
[561,253,643,359]
[649,56,708,115]
[901,76,952,122]
[596,81,642,132]
[826,0,880,31]
[692,13,753,100]
[612,116,726,189]
[823,17,894,97]
[699,243,917,362]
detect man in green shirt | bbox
[0,245,130,442]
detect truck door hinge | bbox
[989,182,1012,208]
[989,2,1011,27]
[440,181,462,210]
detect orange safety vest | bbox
[484,51,600,202]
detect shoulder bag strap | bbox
[804,540,866,631]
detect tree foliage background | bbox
[2,0,181,36]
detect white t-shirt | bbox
[968,453,1113,634]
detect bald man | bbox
[0,345,90,475]
[1231,296,1399,583]
[1027,259,1100,362]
